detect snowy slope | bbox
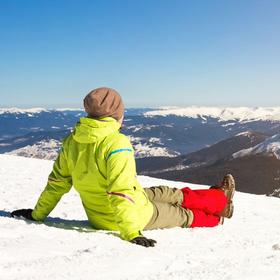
[145,106,280,122]
[233,134,280,160]
[1,155,280,280]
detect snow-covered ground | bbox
[1,155,280,280]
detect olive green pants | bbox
[144,186,194,230]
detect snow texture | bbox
[144,106,280,122]
[233,134,280,160]
[6,139,62,160]
[0,108,49,114]
[128,136,179,158]
[0,108,82,114]
[235,131,255,137]
[1,155,280,280]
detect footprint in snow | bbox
[272,244,280,251]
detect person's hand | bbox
[131,236,157,247]
[11,209,35,221]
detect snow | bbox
[133,143,177,158]
[144,106,280,122]
[221,122,236,127]
[0,108,48,115]
[0,108,84,114]
[5,139,61,160]
[233,134,280,160]
[53,108,83,111]
[128,136,179,158]
[235,131,254,137]
[1,155,280,280]
[3,107,280,122]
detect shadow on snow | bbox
[0,210,119,237]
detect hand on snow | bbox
[11,209,35,221]
[130,236,157,247]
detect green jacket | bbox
[32,117,154,241]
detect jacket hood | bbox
[73,117,121,144]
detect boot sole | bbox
[211,174,235,219]
[222,174,235,218]
[223,174,235,202]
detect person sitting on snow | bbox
[11,87,235,247]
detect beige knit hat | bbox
[83,87,124,121]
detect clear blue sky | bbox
[0,0,279,108]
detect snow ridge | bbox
[0,108,84,115]
[3,106,280,122]
[233,134,280,159]
[0,107,49,115]
[144,106,280,122]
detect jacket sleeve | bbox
[106,135,142,241]
[32,143,72,221]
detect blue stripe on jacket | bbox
[106,148,133,160]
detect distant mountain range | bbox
[144,106,280,122]
[137,131,280,197]
[1,106,280,197]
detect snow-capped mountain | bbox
[233,134,280,160]
[0,107,49,115]
[1,154,280,280]
[145,106,280,122]
[1,107,280,159]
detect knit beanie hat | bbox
[83,87,124,121]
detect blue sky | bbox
[0,0,279,108]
